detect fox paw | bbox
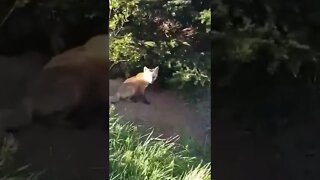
[143,100,150,105]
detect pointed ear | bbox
[143,66,148,72]
[153,66,159,74]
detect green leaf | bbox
[182,41,191,46]
[143,41,156,47]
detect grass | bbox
[109,106,211,180]
[0,134,43,180]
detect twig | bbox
[109,59,130,71]
[0,0,19,27]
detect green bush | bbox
[109,0,211,95]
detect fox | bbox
[109,66,159,105]
[0,34,109,133]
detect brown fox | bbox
[0,34,109,132]
[110,66,159,105]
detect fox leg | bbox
[129,94,150,104]
[129,93,150,105]
[132,94,150,105]
[130,95,139,103]
[141,94,150,105]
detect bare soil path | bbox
[109,78,210,144]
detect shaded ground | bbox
[213,107,283,180]
[275,120,320,180]
[214,103,320,180]
[14,123,108,180]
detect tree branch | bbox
[0,0,19,27]
[109,59,130,71]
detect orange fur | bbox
[25,34,108,122]
[110,66,159,104]
[123,73,150,95]
[0,34,109,134]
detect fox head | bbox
[143,66,159,84]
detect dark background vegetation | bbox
[213,0,320,132]
[213,0,320,179]
[0,0,106,57]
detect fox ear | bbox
[144,66,149,72]
[153,66,159,74]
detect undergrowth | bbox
[109,106,211,180]
[0,134,43,179]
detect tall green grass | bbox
[109,106,211,180]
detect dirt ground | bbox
[109,78,210,143]
[14,123,108,180]
[214,104,320,180]
[213,107,283,180]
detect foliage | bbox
[0,0,105,24]
[109,0,211,93]
[109,106,211,180]
[109,0,145,76]
[213,0,320,81]
[213,0,320,135]
[0,0,107,55]
[0,135,43,179]
[109,33,142,70]
[197,9,211,33]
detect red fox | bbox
[110,66,159,105]
[0,34,109,131]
